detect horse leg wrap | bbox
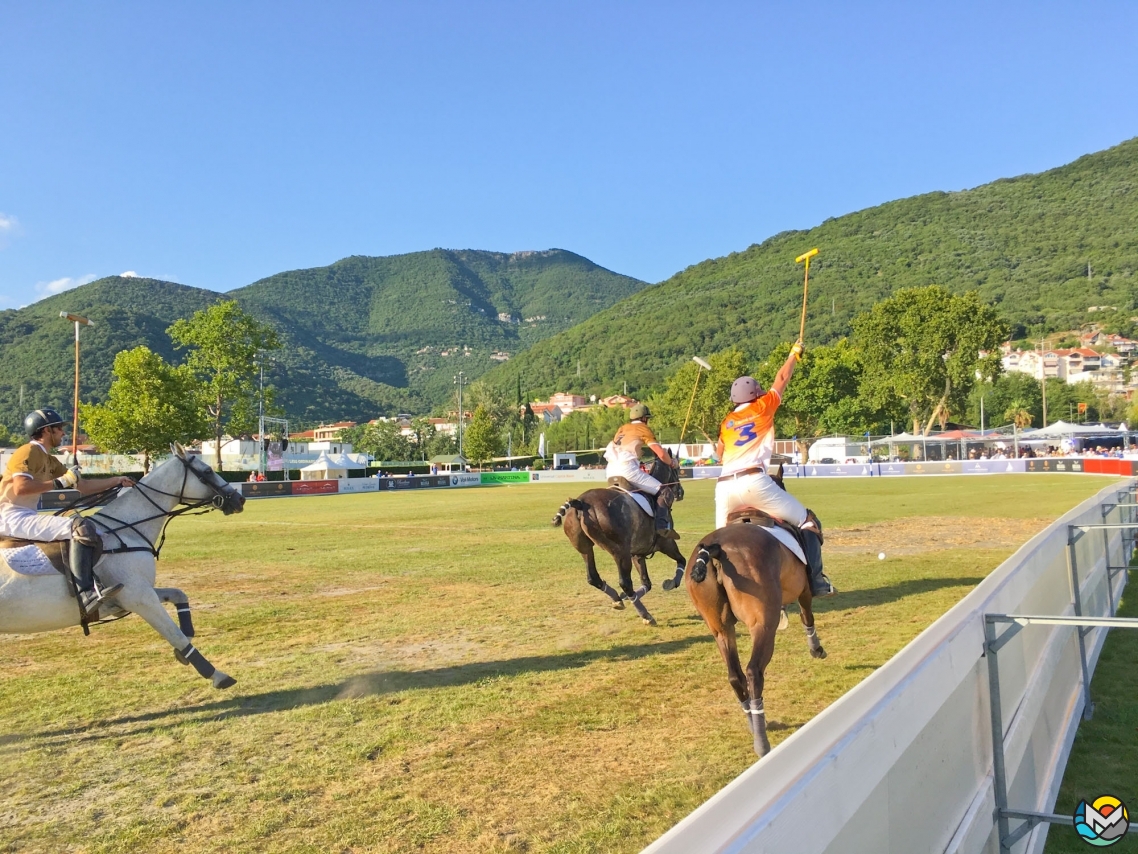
[630,595,655,625]
[743,699,770,756]
[601,583,623,604]
[176,643,215,679]
[175,603,196,638]
[630,585,648,604]
[691,544,719,583]
[662,562,685,591]
[805,624,826,659]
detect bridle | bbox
[58,454,243,559]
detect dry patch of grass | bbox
[0,475,1120,853]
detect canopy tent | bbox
[1019,420,1122,439]
[869,432,924,447]
[300,451,348,480]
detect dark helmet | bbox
[24,408,67,438]
[730,376,763,404]
[629,403,651,421]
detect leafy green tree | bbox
[967,373,1042,430]
[407,416,437,461]
[347,420,412,462]
[463,405,501,468]
[81,346,207,471]
[651,349,749,443]
[755,339,877,455]
[168,301,280,470]
[852,287,1007,435]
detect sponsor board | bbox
[877,463,907,477]
[529,469,607,483]
[38,489,81,510]
[292,479,339,495]
[805,463,874,477]
[242,481,294,497]
[480,472,531,484]
[379,475,451,490]
[449,473,482,487]
[336,479,380,494]
[692,466,723,480]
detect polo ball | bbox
[878,552,886,560]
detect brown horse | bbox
[685,506,827,757]
[551,457,686,626]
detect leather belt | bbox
[718,466,766,482]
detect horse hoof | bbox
[778,609,789,631]
[611,600,625,610]
[213,672,237,689]
[642,617,657,627]
[811,647,827,660]
[662,579,676,591]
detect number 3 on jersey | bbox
[733,422,757,447]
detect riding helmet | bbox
[730,376,763,404]
[629,403,651,421]
[24,408,67,437]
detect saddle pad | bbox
[609,484,655,517]
[1,545,58,576]
[753,525,807,566]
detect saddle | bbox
[0,537,103,578]
[725,507,811,555]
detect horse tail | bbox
[690,542,721,583]
[551,498,587,527]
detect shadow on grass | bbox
[813,576,985,613]
[1,636,705,748]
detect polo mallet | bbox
[679,356,713,452]
[795,248,819,344]
[60,311,94,465]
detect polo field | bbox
[0,475,1122,854]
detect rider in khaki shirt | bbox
[0,408,132,611]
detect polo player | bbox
[713,343,836,597]
[0,408,133,611]
[603,403,679,538]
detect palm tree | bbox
[1004,402,1034,430]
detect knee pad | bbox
[70,516,100,547]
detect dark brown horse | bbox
[551,457,686,626]
[685,500,827,757]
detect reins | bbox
[54,457,232,559]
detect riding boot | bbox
[70,518,121,614]
[654,495,680,540]
[800,529,836,597]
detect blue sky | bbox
[2,2,1137,309]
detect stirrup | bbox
[811,574,837,598]
[79,582,123,612]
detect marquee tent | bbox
[300,451,348,480]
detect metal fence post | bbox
[984,616,1013,854]
[1065,528,1095,721]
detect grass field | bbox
[0,474,1122,854]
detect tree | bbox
[755,339,877,456]
[463,405,501,468]
[345,420,411,462]
[651,349,749,443]
[852,287,1007,435]
[81,346,207,471]
[168,301,280,470]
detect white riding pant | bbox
[715,472,807,529]
[0,503,73,541]
[605,457,661,496]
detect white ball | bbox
[878,552,886,560]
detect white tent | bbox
[329,452,366,469]
[300,451,348,480]
[1020,420,1121,439]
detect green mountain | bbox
[486,137,1138,398]
[0,250,646,431]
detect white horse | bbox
[0,443,246,689]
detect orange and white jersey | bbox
[718,390,781,476]
[604,421,657,464]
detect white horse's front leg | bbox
[117,585,235,689]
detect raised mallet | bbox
[60,311,94,461]
[795,248,819,343]
[679,356,713,453]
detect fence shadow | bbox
[1,636,705,749]
[812,575,986,612]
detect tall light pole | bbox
[454,371,465,457]
[60,312,94,462]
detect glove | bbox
[790,340,805,362]
[54,467,80,489]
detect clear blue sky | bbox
[2,2,1137,309]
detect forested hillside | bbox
[487,137,1138,399]
[0,250,645,432]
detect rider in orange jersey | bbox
[713,342,835,597]
[604,403,679,538]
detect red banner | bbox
[291,479,340,495]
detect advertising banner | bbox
[876,463,908,477]
[448,473,482,487]
[529,470,606,483]
[292,480,339,495]
[804,463,874,477]
[337,479,380,494]
[480,472,531,484]
[906,461,962,476]
[378,475,452,490]
[38,489,79,510]
[691,466,722,480]
[242,481,294,498]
